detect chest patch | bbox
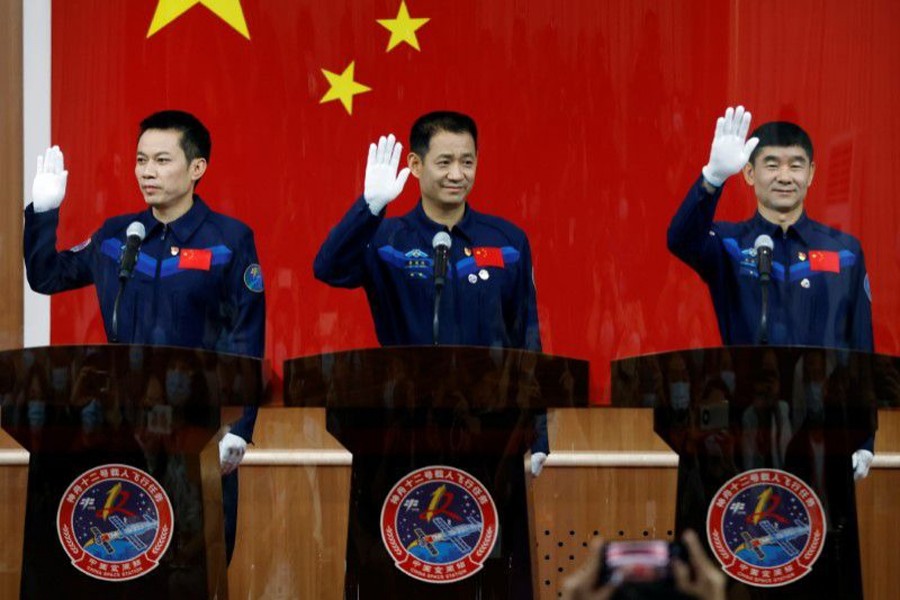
[808,250,840,273]
[177,248,212,271]
[378,246,434,279]
[473,247,504,268]
[456,247,520,279]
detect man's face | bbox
[408,130,477,209]
[135,129,206,210]
[743,145,815,214]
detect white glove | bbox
[219,432,247,475]
[31,146,68,213]
[531,452,548,477]
[852,449,874,481]
[363,134,410,215]
[701,106,759,187]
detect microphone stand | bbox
[113,227,144,343]
[432,248,448,345]
[758,277,769,345]
[431,233,451,345]
[432,284,444,346]
[111,281,126,343]
[756,245,772,345]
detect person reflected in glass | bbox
[740,349,791,470]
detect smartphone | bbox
[597,540,685,589]
[699,402,729,431]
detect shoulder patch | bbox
[244,264,264,293]
[69,238,92,253]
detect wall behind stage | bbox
[48,0,900,402]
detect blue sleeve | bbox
[513,236,541,352]
[515,234,549,454]
[313,196,383,289]
[221,228,265,443]
[845,245,876,453]
[859,435,875,453]
[851,246,875,453]
[220,229,265,359]
[667,176,726,282]
[849,247,874,353]
[531,412,549,455]
[23,205,95,294]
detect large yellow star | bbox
[147,0,250,39]
[320,62,372,115]
[376,1,430,52]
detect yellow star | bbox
[377,1,430,52]
[320,62,372,115]
[147,0,250,39]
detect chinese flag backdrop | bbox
[50,0,900,402]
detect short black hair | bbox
[410,111,478,158]
[139,110,211,163]
[748,121,813,164]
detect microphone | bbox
[754,234,774,283]
[432,231,451,289]
[754,234,774,344]
[112,221,145,343]
[432,232,451,345]
[119,222,146,281]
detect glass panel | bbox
[6,1,896,598]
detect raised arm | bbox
[313,134,410,288]
[24,146,95,294]
[667,106,758,280]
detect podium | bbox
[284,346,588,599]
[611,347,895,599]
[0,345,262,599]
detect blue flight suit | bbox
[23,195,265,562]
[314,196,548,452]
[668,176,874,451]
[668,177,873,351]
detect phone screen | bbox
[604,541,671,582]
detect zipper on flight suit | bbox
[149,223,169,339]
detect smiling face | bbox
[743,145,816,218]
[408,130,477,212]
[135,128,206,216]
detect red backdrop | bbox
[49,0,900,402]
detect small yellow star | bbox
[320,62,372,115]
[376,1,430,52]
[147,0,250,40]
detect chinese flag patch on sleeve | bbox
[809,250,840,273]
[473,247,505,268]
[178,248,212,271]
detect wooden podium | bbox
[610,346,894,599]
[285,346,588,599]
[0,345,262,599]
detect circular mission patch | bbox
[707,468,825,588]
[380,465,498,584]
[57,464,173,582]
